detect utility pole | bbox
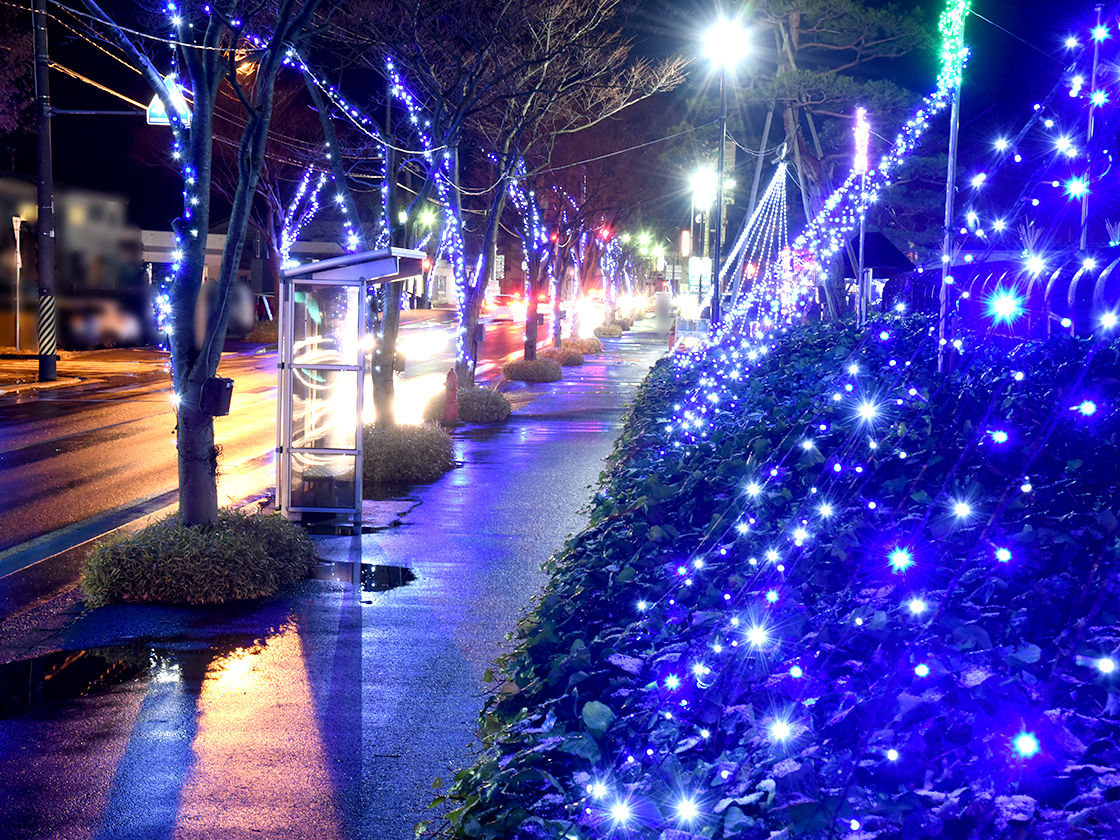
[710,68,728,324]
[1081,3,1103,250]
[32,0,56,381]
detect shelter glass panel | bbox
[291,283,362,367]
[290,367,360,451]
[289,452,358,511]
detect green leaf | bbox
[558,733,601,762]
[581,700,616,737]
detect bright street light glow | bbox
[953,501,972,518]
[746,625,768,647]
[1099,657,1116,674]
[704,18,750,69]
[610,801,631,823]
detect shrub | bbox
[617,317,632,331]
[593,324,622,338]
[363,423,455,486]
[539,346,584,366]
[502,357,562,382]
[442,316,1120,839]
[81,510,317,608]
[423,386,512,423]
[246,318,278,343]
[562,337,602,355]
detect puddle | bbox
[312,562,416,593]
[0,647,145,720]
[0,623,290,720]
[0,638,258,720]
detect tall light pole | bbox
[854,107,871,325]
[690,168,714,305]
[1081,4,1105,250]
[705,18,749,325]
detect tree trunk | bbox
[523,256,542,360]
[177,401,219,525]
[550,248,567,348]
[524,293,539,360]
[373,281,402,426]
[457,172,507,386]
[304,73,365,250]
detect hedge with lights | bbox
[430,314,1120,840]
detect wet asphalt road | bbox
[0,318,538,561]
[0,328,667,840]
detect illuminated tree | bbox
[78,0,325,525]
[338,0,683,384]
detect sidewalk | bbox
[0,328,667,840]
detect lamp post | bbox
[690,168,715,305]
[705,18,749,325]
[854,107,871,325]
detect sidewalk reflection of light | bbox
[177,629,343,833]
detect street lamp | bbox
[704,17,749,324]
[690,168,715,304]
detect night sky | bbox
[28,0,1119,233]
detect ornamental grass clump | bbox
[539,346,584,366]
[438,314,1120,840]
[246,318,278,343]
[562,337,602,355]
[423,386,512,424]
[81,509,316,608]
[363,423,455,486]
[593,323,622,338]
[502,357,562,383]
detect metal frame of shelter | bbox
[277,247,425,529]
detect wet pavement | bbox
[0,328,668,840]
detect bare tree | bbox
[79,0,325,525]
[334,0,684,385]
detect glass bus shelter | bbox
[277,247,425,529]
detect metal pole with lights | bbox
[938,0,969,374]
[1081,4,1104,250]
[690,170,712,305]
[705,19,748,325]
[854,108,870,326]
